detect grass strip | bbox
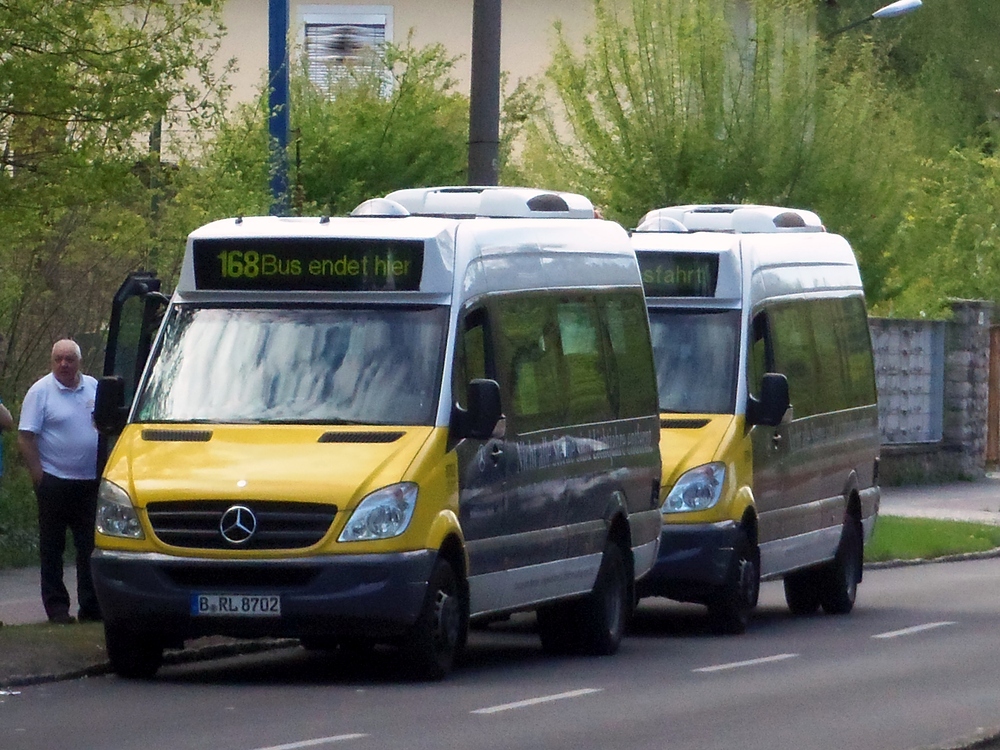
[866,515,1000,562]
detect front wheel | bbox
[402,558,467,680]
[707,529,760,635]
[820,517,863,615]
[104,625,164,679]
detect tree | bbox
[0,0,229,399]
[515,0,932,304]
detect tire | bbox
[707,529,760,635]
[579,541,631,655]
[104,625,164,679]
[820,517,863,615]
[784,569,822,615]
[402,558,467,680]
[538,541,630,656]
[537,601,580,655]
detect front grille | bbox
[146,500,338,550]
[163,564,320,589]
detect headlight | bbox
[95,479,145,539]
[662,463,726,513]
[339,482,418,542]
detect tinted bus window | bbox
[602,294,658,419]
[493,296,566,434]
[557,298,614,424]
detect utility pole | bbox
[468,0,501,186]
[269,0,290,215]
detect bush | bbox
[0,433,38,568]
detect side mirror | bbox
[93,376,128,435]
[747,373,790,427]
[453,379,502,441]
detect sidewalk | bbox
[879,473,1000,526]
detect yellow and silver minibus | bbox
[631,205,880,634]
[91,187,662,678]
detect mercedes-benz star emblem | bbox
[219,505,257,545]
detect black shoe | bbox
[78,611,102,623]
[49,614,77,625]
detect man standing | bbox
[0,395,12,475]
[18,339,101,624]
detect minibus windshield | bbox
[134,305,448,425]
[648,309,740,414]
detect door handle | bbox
[489,442,504,464]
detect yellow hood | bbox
[105,424,434,510]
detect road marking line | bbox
[251,734,369,750]
[472,688,603,714]
[872,621,956,639]
[693,653,799,673]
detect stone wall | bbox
[872,300,993,484]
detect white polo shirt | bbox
[19,372,100,480]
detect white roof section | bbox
[384,186,596,219]
[631,204,864,305]
[635,204,825,234]
[176,190,638,303]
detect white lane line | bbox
[693,653,799,673]
[872,621,956,640]
[472,688,603,715]
[251,734,369,750]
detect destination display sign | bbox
[192,237,425,292]
[636,251,719,297]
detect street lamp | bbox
[828,0,922,38]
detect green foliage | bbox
[290,39,469,215]
[516,0,999,311]
[865,516,1000,563]
[0,435,38,568]
[0,0,229,401]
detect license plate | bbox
[191,594,281,617]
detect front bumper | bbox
[91,548,436,642]
[636,520,741,604]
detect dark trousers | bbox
[36,474,101,620]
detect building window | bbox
[299,5,393,93]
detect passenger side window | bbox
[747,312,772,400]
[770,303,819,418]
[842,296,877,406]
[452,309,489,411]
[557,298,614,423]
[602,293,658,419]
[493,295,566,434]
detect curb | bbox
[867,546,1000,570]
[912,727,1000,750]
[0,638,298,689]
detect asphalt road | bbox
[3,557,1000,750]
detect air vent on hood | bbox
[142,429,213,442]
[318,431,405,444]
[660,419,710,430]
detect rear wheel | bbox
[539,541,630,656]
[707,529,759,635]
[784,569,822,615]
[104,625,164,679]
[820,517,862,615]
[402,558,466,680]
[577,541,630,655]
